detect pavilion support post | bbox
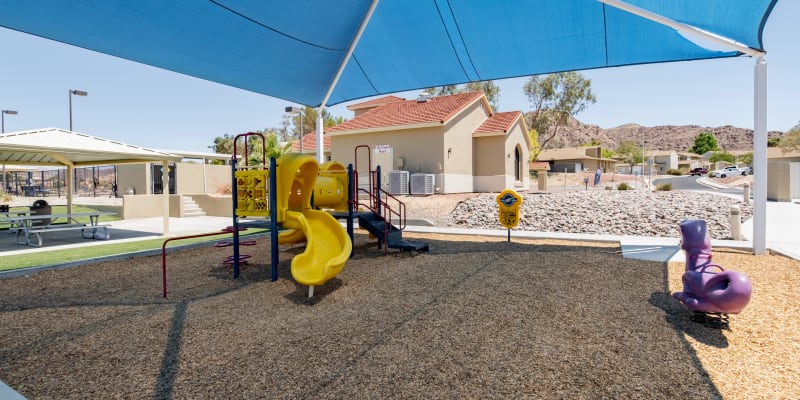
[752,57,768,255]
[162,160,170,236]
[66,165,74,215]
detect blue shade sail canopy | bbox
[0,0,778,107]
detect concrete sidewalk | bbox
[741,199,800,260]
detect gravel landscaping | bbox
[445,190,752,239]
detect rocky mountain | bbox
[543,116,783,152]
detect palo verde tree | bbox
[615,141,643,170]
[780,123,800,153]
[523,72,596,160]
[739,152,754,166]
[689,131,719,154]
[708,150,735,164]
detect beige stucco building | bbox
[326,92,531,193]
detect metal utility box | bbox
[388,170,409,195]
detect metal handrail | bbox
[351,169,407,253]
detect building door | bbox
[151,163,176,194]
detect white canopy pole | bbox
[601,0,769,254]
[753,57,768,254]
[316,0,379,162]
[316,111,325,164]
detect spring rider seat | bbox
[672,219,752,327]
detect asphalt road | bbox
[653,175,745,197]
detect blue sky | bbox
[0,1,796,154]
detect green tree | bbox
[427,85,459,96]
[212,134,234,155]
[427,81,501,110]
[601,148,615,159]
[739,152,753,166]
[523,72,596,160]
[768,136,781,147]
[211,129,291,166]
[616,141,643,169]
[580,138,602,147]
[708,150,735,163]
[465,81,500,110]
[780,127,800,153]
[242,130,292,165]
[290,106,345,139]
[689,131,719,154]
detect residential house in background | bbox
[677,151,705,172]
[650,150,678,174]
[326,92,531,193]
[537,146,616,174]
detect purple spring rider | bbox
[672,220,752,325]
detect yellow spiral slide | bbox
[275,153,351,287]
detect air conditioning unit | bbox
[410,173,435,195]
[388,170,409,195]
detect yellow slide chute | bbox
[275,153,351,286]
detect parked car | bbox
[710,165,750,178]
[689,167,708,176]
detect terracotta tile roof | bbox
[328,92,486,133]
[473,111,522,136]
[346,95,406,110]
[538,147,599,160]
[291,132,330,152]
[529,161,550,171]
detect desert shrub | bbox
[617,182,632,191]
[666,168,682,176]
[605,185,613,190]
[656,183,672,191]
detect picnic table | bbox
[0,211,115,247]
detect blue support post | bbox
[269,157,279,282]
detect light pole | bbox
[69,89,88,131]
[641,131,645,190]
[285,106,303,153]
[1,109,18,194]
[1,109,17,133]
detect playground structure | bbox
[672,219,753,327]
[161,135,429,298]
[223,135,427,297]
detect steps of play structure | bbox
[357,212,428,252]
[182,196,207,217]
